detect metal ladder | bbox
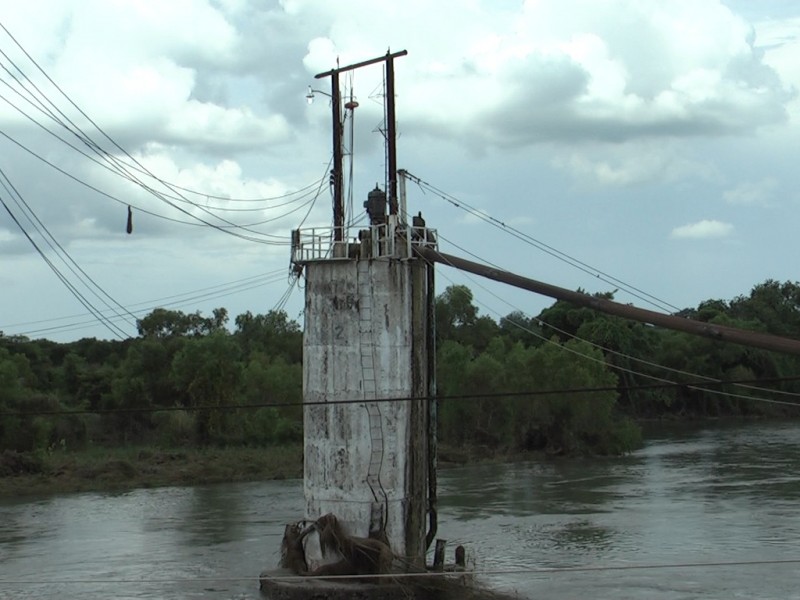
[356,260,386,525]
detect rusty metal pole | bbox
[331,73,344,243]
[314,50,406,234]
[415,246,800,356]
[386,53,398,215]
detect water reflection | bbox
[2,422,800,599]
[180,484,245,545]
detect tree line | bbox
[1,279,799,458]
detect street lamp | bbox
[306,85,331,104]
[306,82,344,244]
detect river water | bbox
[2,421,800,599]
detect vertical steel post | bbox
[386,54,398,215]
[314,50,406,228]
[331,74,344,243]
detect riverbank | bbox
[0,432,656,499]
[0,442,541,498]
[0,444,303,498]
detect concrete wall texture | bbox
[303,257,429,562]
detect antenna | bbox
[314,50,408,240]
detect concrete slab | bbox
[258,568,412,600]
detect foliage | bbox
[3,281,800,458]
[137,307,229,338]
[171,331,242,444]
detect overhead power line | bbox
[417,245,800,357]
[394,200,800,408]
[0,169,133,340]
[4,555,800,586]
[3,375,800,419]
[0,269,294,338]
[418,230,800,403]
[405,170,682,314]
[0,127,324,237]
[0,77,322,215]
[0,22,318,244]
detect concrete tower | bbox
[291,216,437,565]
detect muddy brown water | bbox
[2,421,800,599]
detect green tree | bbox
[729,280,800,337]
[234,310,302,363]
[511,338,636,454]
[463,337,512,445]
[0,347,31,450]
[171,332,243,444]
[436,340,472,443]
[238,352,303,444]
[137,307,229,338]
[435,285,499,353]
[499,311,544,348]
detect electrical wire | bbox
[405,170,682,314]
[422,241,800,410]
[0,186,130,341]
[295,156,331,230]
[0,24,301,244]
[0,127,251,230]
[425,229,800,402]
[0,72,321,217]
[0,126,320,238]
[2,22,792,413]
[1,556,800,586]
[395,172,800,404]
[0,269,292,338]
[394,202,799,408]
[0,163,138,325]
[273,277,298,313]
[3,375,800,419]
[0,74,324,212]
[141,176,325,204]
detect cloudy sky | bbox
[0,0,798,342]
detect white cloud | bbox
[671,219,734,239]
[385,0,792,147]
[0,0,798,342]
[754,17,800,123]
[723,178,778,205]
[3,0,791,157]
[552,140,717,186]
[459,208,491,225]
[164,102,292,150]
[0,0,289,153]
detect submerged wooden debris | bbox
[259,512,516,600]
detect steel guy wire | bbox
[3,556,800,586]
[406,170,681,314]
[414,232,800,407]
[0,27,298,243]
[0,127,292,242]
[3,374,800,419]
[3,270,292,338]
[0,186,129,341]
[0,80,320,216]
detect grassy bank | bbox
[1,438,620,500]
[0,444,303,498]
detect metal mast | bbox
[315,49,407,236]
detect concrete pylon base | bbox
[258,568,413,600]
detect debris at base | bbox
[260,513,518,600]
[278,513,394,579]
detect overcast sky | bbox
[0,0,798,342]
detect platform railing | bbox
[291,222,438,264]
